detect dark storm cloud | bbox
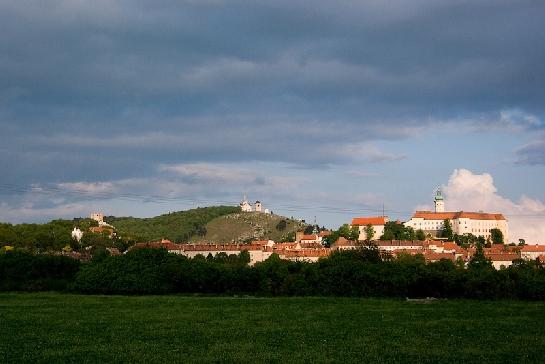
[1,0,545,184]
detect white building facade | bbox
[351,216,388,241]
[404,189,508,242]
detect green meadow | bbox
[1,293,544,363]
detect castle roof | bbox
[412,211,506,221]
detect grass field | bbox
[1,294,544,363]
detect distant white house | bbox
[71,227,83,242]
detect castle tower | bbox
[90,212,104,223]
[255,201,262,212]
[434,188,445,212]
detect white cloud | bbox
[443,169,545,243]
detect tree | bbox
[467,243,492,270]
[380,221,414,240]
[490,228,504,244]
[415,229,426,241]
[349,225,360,241]
[518,239,526,246]
[275,220,287,231]
[280,231,296,243]
[441,219,453,240]
[405,226,416,241]
[304,225,315,235]
[337,224,351,239]
[364,224,375,241]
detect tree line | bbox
[2,246,545,299]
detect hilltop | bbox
[188,211,307,243]
[104,206,240,242]
[106,206,307,243]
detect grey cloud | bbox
[516,140,545,166]
[1,0,545,187]
[1,0,544,116]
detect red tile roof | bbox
[281,249,331,258]
[274,242,299,249]
[299,242,324,249]
[351,217,386,226]
[520,245,545,252]
[180,243,264,252]
[300,234,319,240]
[423,252,456,262]
[443,242,461,251]
[251,240,273,245]
[487,253,519,262]
[375,240,425,247]
[412,211,506,221]
[334,237,355,247]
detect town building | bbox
[351,216,387,241]
[295,231,323,245]
[404,189,508,242]
[129,235,541,270]
[520,245,545,260]
[133,239,275,265]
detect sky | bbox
[1,1,545,243]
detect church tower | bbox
[240,195,253,212]
[434,188,445,212]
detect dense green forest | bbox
[105,206,241,242]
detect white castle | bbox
[239,196,270,214]
[404,188,508,242]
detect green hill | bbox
[1,206,307,250]
[105,206,240,242]
[189,211,307,243]
[0,218,98,251]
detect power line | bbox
[1,182,545,218]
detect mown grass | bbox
[1,293,544,363]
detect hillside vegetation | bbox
[0,206,305,250]
[0,219,98,251]
[105,206,241,242]
[189,211,307,243]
